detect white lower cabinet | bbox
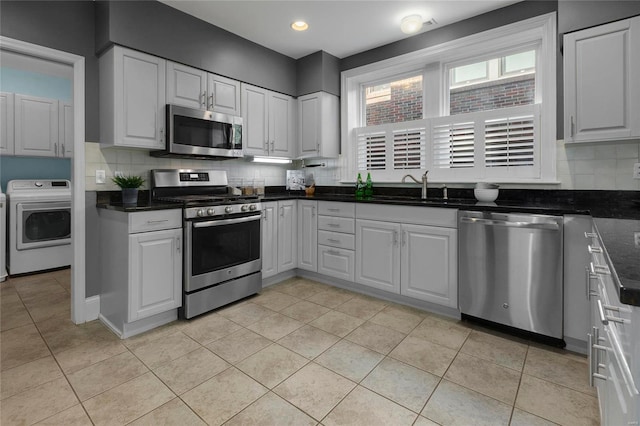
[261,200,298,279]
[355,204,458,308]
[318,245,355,282]
[98,209,182,338]
[317,201,356,282]
[355,219,401,293]
[297,200,317,272]
[400,224,457,308]
[261,202,278,279]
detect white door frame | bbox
[0,36,86,324]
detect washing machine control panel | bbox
[8,180,71,191]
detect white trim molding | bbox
[85,295,100,321]
[0,36,87,324]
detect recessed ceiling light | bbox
[291,21,309,31]
[400,14,424,34]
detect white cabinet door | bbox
[355,219,401,293]
[564,17,640,142]
[208,74,240,115]
[277,200,297,273]
[128,228,182,321]
[299,93,319,157]
[59,102,73,157]
[318,245,355,282]
[297,200,317,272]
[261,202,278,279]
[103,47,166,149]
[166,61,207,109]
[400,224,457,308]
[298,92,339,159]
[242,84,269,155]
[14,94,58,157]
[0,92,14,155]
[269,92,295,158]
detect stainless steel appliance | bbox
[151,169,261,319]
[458,210,564,341]
[151,104,243,159]
[6,180,71,275]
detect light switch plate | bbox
[633,163,640,179]
[95,170,106,184]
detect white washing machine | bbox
[0,189,7,282]
[6,180,71,275]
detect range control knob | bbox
[197,209,206,217]
[241,205,249,212]
[207,208,215,216]
[225,206,233,214]
[249,204,257,211]
[34,181,43,187]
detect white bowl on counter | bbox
[474,188,499,202]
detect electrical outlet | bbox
[114,171,124,178]
[633,162,640,179]
[95,170,106,184]
[635,232,640,248]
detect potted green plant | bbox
[112,174,145,205]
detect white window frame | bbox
[340,12,557,184]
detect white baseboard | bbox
[85,295,100,321]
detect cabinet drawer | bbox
[318,230,355,250]
[318,245,354,282]
[318,216,355,233]
[129,209,182,233]
[318,201,355,218]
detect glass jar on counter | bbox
[254,179,265,196]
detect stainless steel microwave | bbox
[152,104,243,159]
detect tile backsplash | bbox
[84,140,640,192]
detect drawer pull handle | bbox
[587,245,602,254]
[146,219,169,224]
[585,266,598,300]
[327,249,340,255]
[597,299,626,325]
[328,208,340,212]
[328,223,340,228]
[585,232,597,239]
[327,238,340,243]
[590,262,610,276]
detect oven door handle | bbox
[192,214,261,228]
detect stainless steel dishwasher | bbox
[458,210,564,341]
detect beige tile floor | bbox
[0,269,600,425]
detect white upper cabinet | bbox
[166,61,241,115]
[100,46,166,149]
[0,92,14,155]
[242,84,269,155]
[564,16,640,142]
[242,83,295,158]
[298,91,339,159]
[166,62,207,109]
[208,73,241,116]
[59,102,73,157]
[14,94,58,157]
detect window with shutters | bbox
[341,13,556,184]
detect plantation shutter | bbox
[393,127,426,169]
[431,121,475,169]
[356,130,386,170]
[485,113,536,168]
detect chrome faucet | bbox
[401,171,429,199]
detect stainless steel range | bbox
[151,169,262,319]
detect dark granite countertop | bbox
[593,218,640,307]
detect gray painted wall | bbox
[0,0,99,142]
[96,0,297,96]
[297,51,341,97]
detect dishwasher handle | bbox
[459,216,560,231]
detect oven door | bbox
[16,201,71,250]
[185,213,261,292]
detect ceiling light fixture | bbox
[291,21,309,31]
[400,14,424,34]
